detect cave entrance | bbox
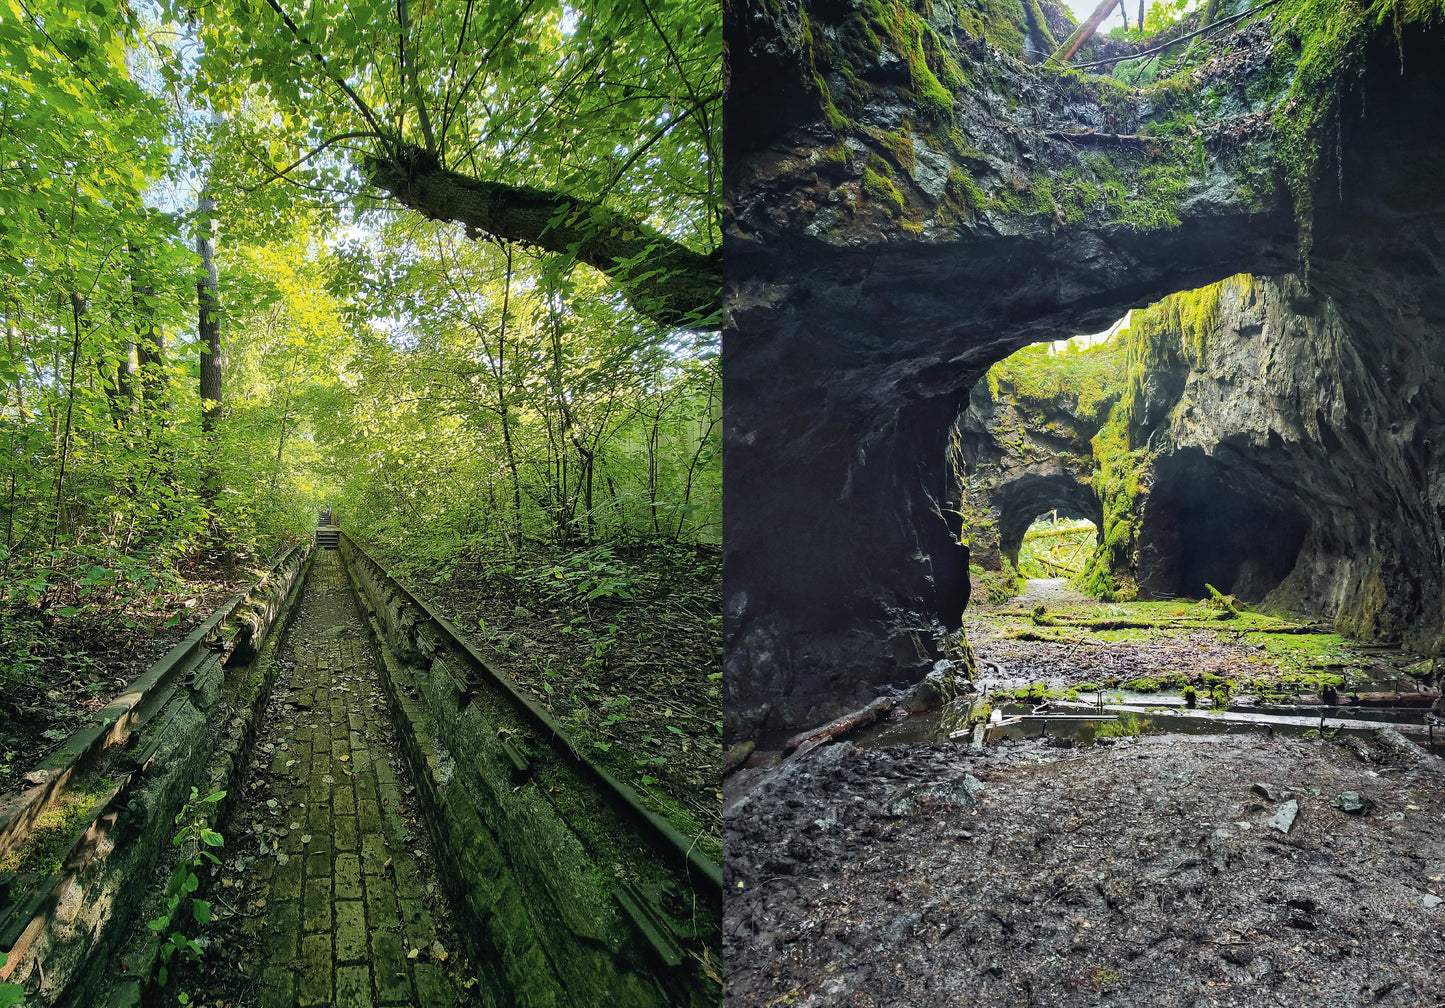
[1015,512,1099,581]
[1136,447,1311,603]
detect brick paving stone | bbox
[335,899,368,962]
[305,848,332,879]
[366,874,398,918]
[360,832,388,873]
[335,814,359,851]
[334,785,357,815]
[335,852,363,899]
[298,932,333,1006]
[262,899,301,965]
[303,871,333,930]
[336,964,375,1008]
[371,930,412,1004]
[238,552,474,1008]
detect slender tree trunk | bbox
[197,193,224,530]
[494,245,522,516]
[676,383,721,539]
[1052,0,1124,62]
[50,291,87,551]
[544,282,581,540]
[272,415,290,492]
[5,308,24,419]
[130,246,168,433]
[647,401,663,534]
[198,194,223,435]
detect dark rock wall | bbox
[724,0,1445,737]
[1123,274,1445,647]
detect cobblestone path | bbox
[211,550,473,1007]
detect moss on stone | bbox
[863,164,906,215]
[877,124,917,171]
[1267,0,1445,270]
[955,0,1029,58]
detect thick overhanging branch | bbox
[366,146,720,328]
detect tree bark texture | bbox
[198,193,223,434]
[366,146,719,329]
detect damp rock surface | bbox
[724,734,1445,1007]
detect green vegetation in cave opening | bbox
[986,331,1129,430]
[977,276,1250,601]
[1016,515,1099,581]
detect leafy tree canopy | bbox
[172,0,721,326]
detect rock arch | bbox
[723,0,1445,736]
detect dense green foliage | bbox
[1016,517,1097,579]
[0,0,720,723]
[327,220,721,562]
[987,335,1127,428]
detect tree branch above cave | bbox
[367,146,720,329]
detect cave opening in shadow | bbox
[1137,447,1311,603]
[962,299,1320,611]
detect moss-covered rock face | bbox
[953,339,1119,581]
[724,0,1445,738]
[1116,273,1445,652]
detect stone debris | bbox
[1268,799,1300,834]
[884,773,984,817]
[1331,790,1375,815]
[1251,781,1289,802]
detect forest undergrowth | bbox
[378,536,723,862]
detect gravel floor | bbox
[724,732,1445,1007]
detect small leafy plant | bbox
[148,788,225,991]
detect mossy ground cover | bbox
[965,592,1402,708]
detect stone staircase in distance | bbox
[317,506,339,549]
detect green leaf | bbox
[200,828,224,847]
[192,898,212,924]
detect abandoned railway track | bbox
[0,524,721,1007]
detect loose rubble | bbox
[724,733,1445,1007]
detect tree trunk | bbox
[130,247,168,431]
[197,193,224,527]
[366,145,719,329]
[50,292,87,550]
[1052,0,1124,63]
[198,194,223,435]
[493,246,523,516]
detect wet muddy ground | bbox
[724,733,1445,1007]
[725,590,1445,1006]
